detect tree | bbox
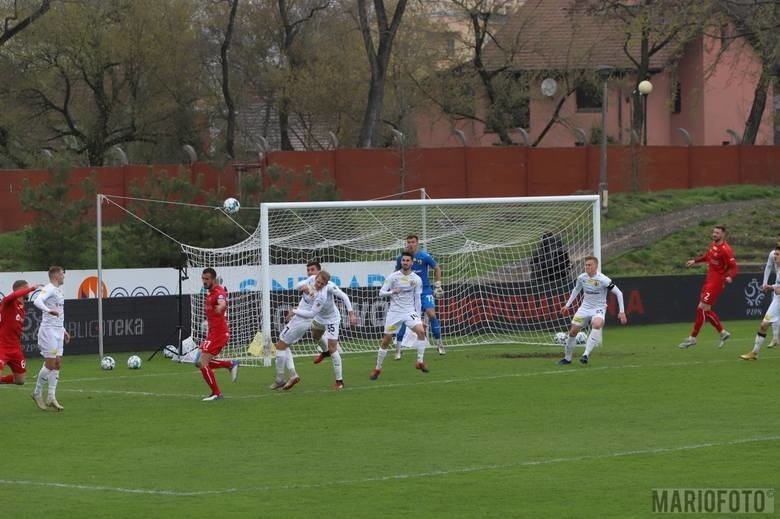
[586,1,712,143]
[274,0,331,150]
[449,0,526,145]
[414,1,606,147]
[1,0,202,165]
[0,0,52,47]
[219,0,239,159]
[356,0,409,147]
[113,170,224,268]
[109,163,340,268]
[19,158,96,268]
[712,0,779,144]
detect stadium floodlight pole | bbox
[96,194,104,360]
[638,79,653,145]
[596,65,614,216]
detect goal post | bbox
[182,195,600,366]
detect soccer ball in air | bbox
[100,356,116,370]
[127,355,142,369]
[576,331,588,345]
[222,197,240,214]
[553,332,568,345]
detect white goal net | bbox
[181,196,600,366]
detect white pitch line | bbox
[1,435,778,497]
[2,355,776,399]
[25,355,776,400]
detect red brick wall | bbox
[1,145,777,232]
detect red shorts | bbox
[0,345,27,374]
[201,331,230,356]
[700,280,726,305]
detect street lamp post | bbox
[638,80,653,145]
[596,65,614,215]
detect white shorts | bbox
[762,295,780,325]
[384,310,423,336]
[400,326,420,348]
[38,327,64,358]
[313,320,341,341]
[571,307,606,329]
[278,316,312,346]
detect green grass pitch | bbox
[2,320,779,518]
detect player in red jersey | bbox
[196,268,239,401]
[0,280,41,385]
[678,225,738,349]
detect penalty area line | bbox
[2,435,777,497]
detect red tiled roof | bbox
[483,0,676,72]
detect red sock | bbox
[209,359,232,370]
[0,374,14,384]
[200,366,221,395]
[691,308,706,337]
[705,310,723,332]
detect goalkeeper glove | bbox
[434,281,444,299]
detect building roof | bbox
[237,99,336,152]
[483,0,676,73]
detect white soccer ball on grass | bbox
[127,355,142,369]
[100,356,116,370]
[553,332,568,345]
[222,197,240,214]
[576,331,588,344]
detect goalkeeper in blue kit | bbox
[394,234,445,359]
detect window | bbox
[576,81,602,112]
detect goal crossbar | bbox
[182,194,601,366]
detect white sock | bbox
[331,351,342,380]
[47,369,59,400]
[34,366,50,396]
[584,328,602,356]
[285,349,297,377]
[416,340,426,363]
[376,348,387,369]
[772,322,779,341]
[275,349,287,381]
[564,336,576,361]
[753,334,765,354]
[318,337,328,353]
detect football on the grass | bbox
[127,355,142,369]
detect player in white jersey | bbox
[303,261,358,369]
[741,242,780,360]
[557,256,627,365]
[370,252,430,380]
[269,270,325,391]
[31,266,70,411]
[292,270,352,389]
[763,243,780,348]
